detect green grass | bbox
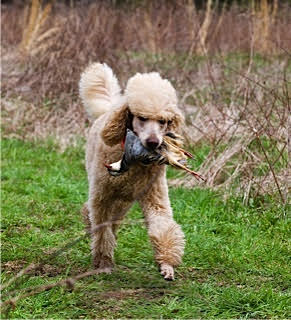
[1,139,290,319]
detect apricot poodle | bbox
[79,63,185,280]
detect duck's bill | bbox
[104,160,124,176]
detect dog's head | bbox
[101,72,183,150]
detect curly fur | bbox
[126,72,184,132]
[79,62,122,120]
[101,104,130,147]
[79,63,185,280]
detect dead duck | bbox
[104,129,205,181]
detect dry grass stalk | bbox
[252,0,278,54]
[196,0,213,55]
[1,98,87,151]
[0,263,37,292]
[19,0,57,55]
[253,129,286,204]
[20,0,39,51]
[185,0,199,57]
[186,0,197,41]
[201,134,255,187]
[1,269,107,312]
[208,2,226,46]
[144,8,157,54]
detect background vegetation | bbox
[1,0,290,318]
[2,0,289,202]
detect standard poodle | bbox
[79,63,185,280]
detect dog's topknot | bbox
[125,72,182,123]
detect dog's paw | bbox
[160,263,174,281]
[97,267,113,274]
[93,255,114,272]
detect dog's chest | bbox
[92,143,163,202]
[102,163,161,202]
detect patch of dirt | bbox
[33,264,63,277]
[33,263,89,277]
[2,260,27,273]
[2,261,65,277]
[98,288,169,301]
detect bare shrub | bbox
[175,57,289,205]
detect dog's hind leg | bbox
[88,200,116,272]
[82,201,114,270]
[81,202,91,233]
[139,169,185,280]
[88,197,132,272]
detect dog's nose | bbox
[146,137,159,150]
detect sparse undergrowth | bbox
[2,52,289,203]
[1,139,289,319]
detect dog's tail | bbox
[79,63,122,120]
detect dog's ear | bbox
[101,104,130,146]
[167,111,184,133]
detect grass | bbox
[1,138,290,319]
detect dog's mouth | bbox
[134,134,162,151]
[146,139,161,150]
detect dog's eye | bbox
[138,116,148,122]
[167,120,173,126]
[159,119,166,125]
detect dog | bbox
[79,63,185,280]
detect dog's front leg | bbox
[139,168,185,280]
